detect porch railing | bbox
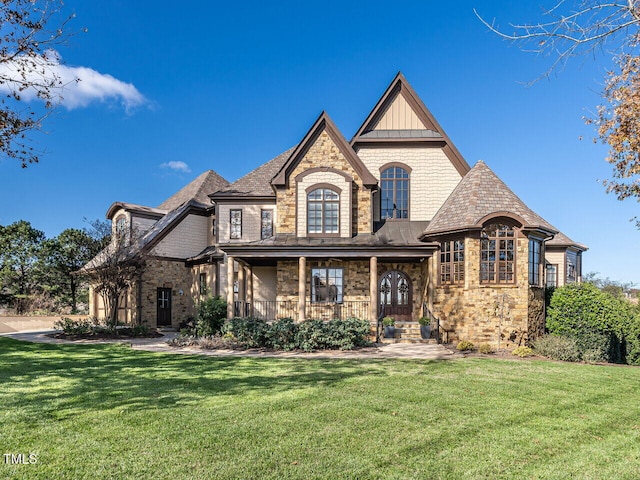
[234,300,370,322]
[423,303,444,344]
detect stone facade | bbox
[431,236,542,348]
[139,258,195,328]
[276,131,371,236]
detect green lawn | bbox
[2,338,640,479]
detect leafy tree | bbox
[41,228,106,313]
[583,271,635,298]
[0,0,77,166]
[0,220,45,313]
[475,2,640,208]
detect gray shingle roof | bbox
[423,160,558,237]
[547,231,588,250]
[158,170,229,210]
[211,148,295,198]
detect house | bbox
[86,73,586,347]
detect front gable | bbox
[272,112,376,237]
[351,72,470,177]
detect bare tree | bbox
[476,1,640,211]
[0,0,78,167]
[80,230,146,328]
[475,1,640,80]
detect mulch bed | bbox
[47,330,164,341]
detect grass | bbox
[1,338,640,479]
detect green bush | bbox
[478,343,494,354]
[456,341,474,351]
[222,317,268,348]
[266,318,298,351]
[532,334,581,362]
[222,317,371,352]
[546,283,635,364]
[512,346,533,357]
[54,317,93,335]
[195,296,227,337]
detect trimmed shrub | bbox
[547,283,635,364]
[532,334,581,362]
[478,343,494,354]
[222,317,268,348]
[195,296,227,337]
[266,318,298,351]
[54,317,93,335]
[456,341,474,352]
[512,346,533,357]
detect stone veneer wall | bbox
[276,131,371,236]
[431,236,543,349]
[276,259,427,320]
[139,258,194,328]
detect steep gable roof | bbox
[158,170,229,210]
[271,111,377,188]
[422,160,558,238]
[211,148,295,199]
[351,72,470,177]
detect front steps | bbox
[379,320,437,344]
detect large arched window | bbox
[380,166,409,219]
[307,188,339,235]
[480,223,517,284]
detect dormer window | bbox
[307,188,339,235]
[380,166,409,219]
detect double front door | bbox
[379,270,412,321]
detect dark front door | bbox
[379,270,412,321]
[157,288,172,326]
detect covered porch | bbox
[220,232,438,326]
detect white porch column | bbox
[226,256,235,319]
[298,257,306,322]
[369,256,378,323]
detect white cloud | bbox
[0,50,147,111]
[160,161,191,173]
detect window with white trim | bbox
[307,188,339,235]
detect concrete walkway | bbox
[1,329,458,360]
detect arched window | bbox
[480,223,517,284]
[115,215,127,241]
[380,166,409,219]
[307,188,339,235]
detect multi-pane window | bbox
[199,273,207,295]
[230,209,242,239]
[311,268,343,303]
[566,255,577,283]
[380,166,409,219]
[546,264,558,288]
[528,238,543,286]
[440,239,465,285]
[480,223,517,284]
[307,188,339,235]
[261,209,273,239]
[115,215,127,242]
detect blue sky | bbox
[1,1,638,284]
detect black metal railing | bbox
[423,303,443,344]
[234,300,371,322]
